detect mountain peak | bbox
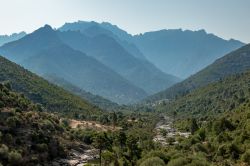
[35,24,54,33]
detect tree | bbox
[126,135,141,165]
[93,132,111,165]
[112,112,117,130]
[190,118,199,134]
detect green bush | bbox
[8,151,22,165]
[36,143,48,153]
[140,150,170,164]
[140,157,165,166]
[0,144,9,159]
[167,157,189,166]
[241,150,250,164]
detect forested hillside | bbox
[155,71,250,118]
[0,55,101,118]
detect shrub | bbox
[0,144,9,159]
[36,143,48,153]
[8,151,22,165]
[241,150,250,164]
[140,157,165,166]
[141,150,170,164]
[167,157,189,166]
[6,116,21,128]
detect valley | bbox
[0,2,249,165]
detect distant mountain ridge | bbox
[133,29,244,78]
[72,21,243,78]
[146,44,250,102]
[0,25,148,104]
[0,31,26,46]
[57,29,180,94]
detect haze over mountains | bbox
[95,22,245,78]
[147,44,250,102]
[0,21,246,104]
[0,25,147,104]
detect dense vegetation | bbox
[148,44,250,103]
[0,55,102,119]
[155,71,250,118]
[0,83,74,165]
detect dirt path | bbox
[69,119,121,131]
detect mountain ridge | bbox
[0,25,148,104]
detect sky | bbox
[0,0,249,43]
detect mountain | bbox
[147,44,250,102]
[44,74,119,110]
[133,29,244,78]
[0,25,147,104]
[58,22,180,94]
[0,55,101,118]
[66,22,244,79]
[60,21,146,60]
[0,32,26,46]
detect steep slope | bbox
[148,44,250,102]
[156,70,250,118]
[133,29,244,78]
[158,79,250,165]
[0,25,147,104]
[0,32,26,46]
[0,55,101,118]
[44,74,119,110]
[58,27,180,94]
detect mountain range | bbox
[57,28,179,94]
[73,21,244,78]
[0,21,246,104]
[0,25,147,104]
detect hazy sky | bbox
[0,0,249,43]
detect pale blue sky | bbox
[0,0,249,42]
